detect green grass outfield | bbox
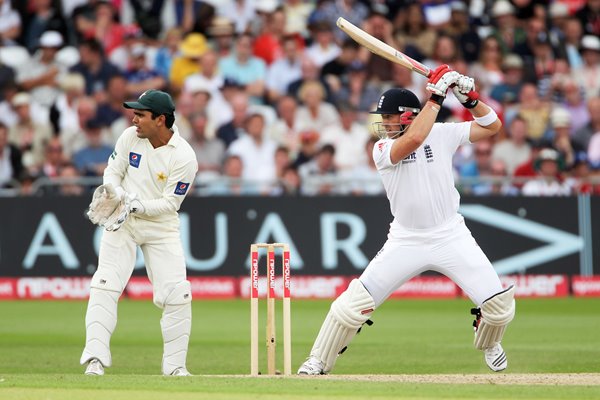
[1,298,599,399]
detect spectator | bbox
[50,72,87,135]
[445,1,481,63]
[469,36,505,98]
[7,92,53,171]
[57,162,84,196]
[299,143,337,195]
[270,95,301,154]
[476,159,519,196]
[507,83,551,141]
[204,154,259,196]
[266,34,304,104]
[549,107,583,169]
[305,20,340,68]
[17,31,67,108]
[318,0,369,43]
[253,6,287,66]
[291,129,320,169]
[218,33,267,103]
[169,32,208,92]
[358,11,396,82]
[573,35,600,100]
[319,102,369,171]
[560,79,590,136]
[184,49,224,96]
[39,136,67,179]
[394,3,438,62]
[491,116,531,175]
[0,122,23,188]
[561,17,585,69]
[0,0,22,45]
[70,38,121,101]
[72,118,113,176]
[287,55,333,104]
[217,0,255,34]
[573,96,600,151]
[383,63,427,104]
[23,0,69,52]
[490,54,525,106]
[59,96,102,157]
[154,27,183,81]
[522,148,571,196]
[228,112,277,186]
[295,80,340,133]
[276,164,301,196]
[564,152,600,194]
[489,0,526,55]
[283,0,314,38]
[205,16,235,59]
[459,138,495,194]
[188,111,225,178]
[575,0,600,37]
[124,44,167,97]
[340,136,384,196]
[588,129,600,169]
[107,25,146,73]
[80,0,129,56]
[95,75,128,127]
[216,91,249,148]
[333,60,380,113]
[321,38,359,93]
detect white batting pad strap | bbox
[80,288,120,366]
[161,281,192,375]
[310,279,375,372]
[474,286,515,350]
[90,269,126,293]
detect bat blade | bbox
[336,17,430,77]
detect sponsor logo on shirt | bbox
[174,181,190,195]
[129,152,142,168]
[401,152,416,164]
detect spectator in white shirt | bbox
[522,148,571,196]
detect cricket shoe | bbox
[484,343,507,372]
[85,358,104,376]
[168,367,192,376]
[297,356,325,375]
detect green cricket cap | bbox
[123,89,175,115]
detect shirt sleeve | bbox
[103,130,131,188]
[373,138,396,171]
[437,122,472,154]
[139,154,198,217]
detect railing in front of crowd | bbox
[1,175,600,197]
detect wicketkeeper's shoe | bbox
[168,367,192,376]
[484,343,507,372]
[297,356,325,375]
[84,358,104,376]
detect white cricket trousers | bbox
[360,214,503,307]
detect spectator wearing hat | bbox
[490,54,525,106]
[0,122,23,188]
[153,28,184,82]
[489,0,526,54]
[573,35,600,100]
[23,0,69,52]
[521,148,571,196]
[206,16,235,59]
[70,38,121,101]
[573,96,600,151]
[124,44,167,98]
[16,31,67,108]
[549,107,583,169]
[169,32,208,92]
[319,102,368,171]
[266,34,304,104]
[72,118,113,176]
[218,33,267,103]
[49,72,86,135]
[7,92,53,170]
[491,115,532,175]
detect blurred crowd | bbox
[0,0,599,197]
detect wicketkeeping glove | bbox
[87,183,121,226]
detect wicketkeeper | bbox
[298,65,515,375]
[81,90,198,376]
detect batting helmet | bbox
[370,88,421,115]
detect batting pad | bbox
[310,279,375,373]
[161,280,192,375]
[474,285,515,350]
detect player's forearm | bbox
[389,101,439,164]
[135,197,178,217]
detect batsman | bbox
[81,90,198,376]
[298,65,515,375]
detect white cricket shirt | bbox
[104,125,198,222]
[373,122,471,231]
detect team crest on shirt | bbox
[129,152,142,168]
[424,145,434,163]
[174,181,190,195]
[157,172,167,182]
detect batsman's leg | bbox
[80,230,136,373]
[298,279,375,375]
